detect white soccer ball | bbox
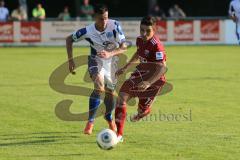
[96,129,118,150]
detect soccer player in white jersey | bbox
[66,4,127,134]
[229,0,240,45]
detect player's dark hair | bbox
[94,4,108,15]
[140,16,157,26]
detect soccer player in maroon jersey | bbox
[114,16,167,142]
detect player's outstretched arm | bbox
[111,42,128,56]
[98,42,128,59]
[66,35,75,74]
[148,62,167,84]
[116,52,139,76]
[137,62,167,90]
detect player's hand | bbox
[137,81,151,91]
[116,67,127,76]
[97,50,112,59]
[68,59,76,75]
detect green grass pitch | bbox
[0,46,240,160]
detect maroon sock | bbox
[115,105,126,136]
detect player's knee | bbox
[117,93,127,106]
[94,88,105,94]
[105,88,114,96]
[91,74,97,81]
[118,101,127,106]
[93,80,105,93]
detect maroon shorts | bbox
[119,71,165,108]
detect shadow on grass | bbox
[0,139,57,147]
[0,131,79,137]
[25,153,93,157]
[0,131,88,147]
[1,135,80,141]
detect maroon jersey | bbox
[135,35,166,81]
[136,35,166,63]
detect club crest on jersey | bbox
[106,32,113,38]
[144,50,150,56]
[156,52,163,60]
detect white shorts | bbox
[88,55,119,90]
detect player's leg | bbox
[89,74,105,121]
[84,74,105,134]
[131,80,165,122]
[130,97,154,122]
[114,72,144,139]
[84,56,104,135]
[236,22,240,45]
[104,87,117,132]
[115,80,134,138]
[103,56,118,131]
[115,91,131,141]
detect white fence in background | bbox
[0,19,238,46]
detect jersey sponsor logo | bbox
[156,52,163,60]
[103,41,112,46]
[103,41,117,51]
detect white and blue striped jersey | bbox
[229,0,240,21]
[71,19,125,56]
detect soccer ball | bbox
[96,129,118,150]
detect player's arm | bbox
[116,37,141,76]
[111,42,128,56]
[66,28,87,74]
[98,42,128,58]
[113,21,128,56]
[138,43,167,90]
[146,61,167,84]
[138,61,167,91]
[116,51,139,76]
[66,35,75,74]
